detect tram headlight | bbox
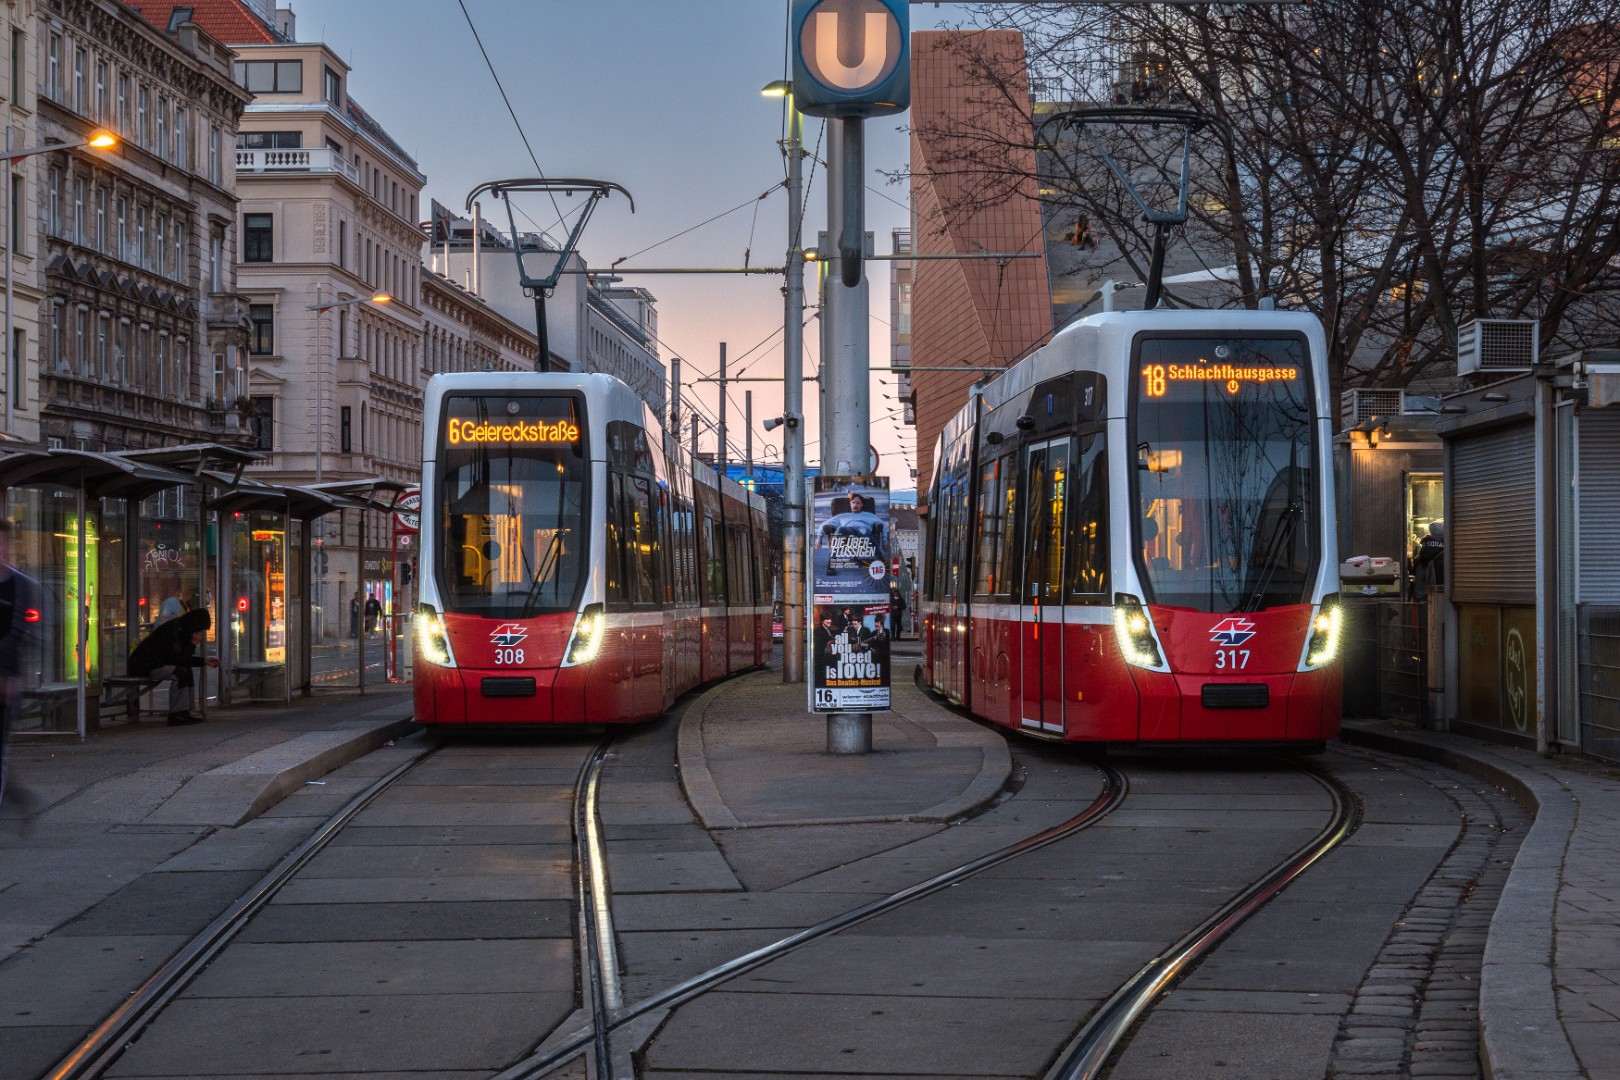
[565,603,606,666]
[1301,594,1343,670]
[416,605,455,667]
[1112,593,1164,669]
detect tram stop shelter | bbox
[1434,349,1620,760]
[1333,392,1444,723]
[0,443,407,740]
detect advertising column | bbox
[808,476,891,713]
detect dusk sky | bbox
[291,0,990,498]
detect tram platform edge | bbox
[677,661,1012,831]
[1339,719,1601,1080]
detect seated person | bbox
[127,608,218,726]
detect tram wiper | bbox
[1243,502,1301,613]
[520,531,564,620]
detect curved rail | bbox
[1044,763,1362,1080]
[45,743,440,1080]
[496,759,1129,1079]
[573,738,619,1079]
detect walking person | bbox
[128,608,218,726]
[0,520,41,811]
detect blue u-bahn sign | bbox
[791,0,909,118]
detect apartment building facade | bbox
[35,0,251,450]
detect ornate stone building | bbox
[36,0,251,450]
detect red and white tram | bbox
[921,309,1342,748]
[412,372,771,726]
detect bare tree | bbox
[908,0,1620,404]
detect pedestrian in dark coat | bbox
[0,520,41,809]
[128,608,217,725]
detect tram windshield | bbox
[436,394,587,617]
[1132,335,1317,613]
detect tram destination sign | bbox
[808,475,892,713]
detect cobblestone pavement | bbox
[1329,749,1531,1078]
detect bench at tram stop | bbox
[99,674,168,724]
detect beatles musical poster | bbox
[808,476,892,712]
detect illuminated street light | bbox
[3,129,120,435]
[306,289,394,483]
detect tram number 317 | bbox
[495,648,526,665]
[1214,648,1250,670]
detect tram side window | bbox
[702,513,726,605]
[1066,430,1109,600]
[658,489,674,604]
[605,473,626,603]
[973,455,1008,597]
[627,476,657,605]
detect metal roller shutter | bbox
[1451,425,1536,605]
[1579,410,1620,602]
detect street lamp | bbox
[305,288,392,483]
[761,79,808,685]
[4,128,119,436]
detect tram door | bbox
[1020,438,1069,734]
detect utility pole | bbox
[669,356,682,438]
[824,116,873,754]
[745,390,754,481]
[717,342,728,475]
[780,89,808,686]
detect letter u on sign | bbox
[792,0,908,117]
[813,11,889,90]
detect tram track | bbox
[42,742,443,1080]
[1043,761,1362,1080]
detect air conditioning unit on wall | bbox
[1457,318,1538,376]
[1340,388,1407,431]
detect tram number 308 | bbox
[1214,648,1250,670]
[495,648,526,665]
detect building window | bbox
[244,214,272,262]
[249,304,274,355]
[174,107,187,167]
[11,328,24,408]
[233,60,301,93]
[138,86,149,146]
[236,130,302,151]
[208,127,220,185]
[155,334,167,397]
[114,320,129,384]
[136,207,148,269]
[340,405,352,452]
[117,74,129,133]
[209,228,223,291]
[50,302,64,373]
[116,197,127,261]
[46,33,59,101]
[72,179,83,244]
[95,188,106,251]
[95,61,107,122]
[323,66,341,105]
[155,97,167,158]
[156,215,167,276]
[174,223,185,280]
[73,47,84,113]
[47,167,60,235]
[74,308,87,374]
[10,174,22,251]
[10,29,22,105]
[96,313,109,379]
[250,396,274,449]
[337,219,346,269]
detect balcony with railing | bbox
[235,147,362,185]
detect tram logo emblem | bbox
[489,623,530,648]
[1209,618,1257,647]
